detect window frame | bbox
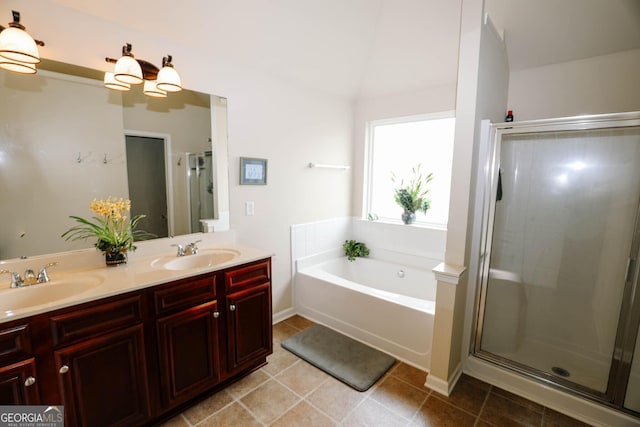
[364,110,455,229]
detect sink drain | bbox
[551,366,570,377]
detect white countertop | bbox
[0,232,272,324]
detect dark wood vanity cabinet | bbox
[0,322,39,405]
[0,257,272,427]
[154,274,221,409]
[224,260,273,376]
[49,295,151,427]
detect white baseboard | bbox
[425,362,463,396]
[272,307,296,324]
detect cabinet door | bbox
[0,358,39,405]
[156,300,221,408]
[54,324,150,427]
[226,282,272,373]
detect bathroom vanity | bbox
[0,244,272,427]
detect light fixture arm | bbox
[0,10,45,46]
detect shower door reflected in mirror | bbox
[479,124,640,399]
[187,152,214,233]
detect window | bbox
[366,112,455,227]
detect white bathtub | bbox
[295,256,437,371]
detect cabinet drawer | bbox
[0,323,32,363]
[153,275,216,315]
[225,259,271,292]
[50,295,142,346]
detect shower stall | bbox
[186,151,215,233]
[474,112,640,415]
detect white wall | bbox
[429,3,510,387]
[352,85,458,217]
[508,48,640,121]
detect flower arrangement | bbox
[61,197,152,262]
[391,164,434,224]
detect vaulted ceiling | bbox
[44,0,640,100]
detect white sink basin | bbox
[151,249,241,271]
[0,274,105,313]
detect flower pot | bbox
[105,248,128,266]
[401,211,416,224]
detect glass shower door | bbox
[478,125,640,398]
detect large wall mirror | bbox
[0,59,230,260]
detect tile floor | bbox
[161,315,593,426]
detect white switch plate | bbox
[245,201,255,216]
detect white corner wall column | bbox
[426,263,467,396]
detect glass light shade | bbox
[113,55,143,84]
[104,72,130,91]
[156,66,182,92]
[143,80,167,98]
[0,26,40,64]
[0,56,36,74]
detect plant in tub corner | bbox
[391,164,434,225]
[343,240,370,262]
[61,197,154,266]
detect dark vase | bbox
[105,247,128,266]
[401,210,416,224]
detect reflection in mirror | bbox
[0,59,229,260]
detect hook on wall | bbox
[103,153,110,164]
[76,152,91,163]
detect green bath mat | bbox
[281,324,396,391]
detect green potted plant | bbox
[61,197,154,266]
[391,164,434,224]
[343,240,370,261]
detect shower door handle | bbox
[625,257,636,283]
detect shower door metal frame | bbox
[473,111,640,410]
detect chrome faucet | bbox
[1,262,58,288]
[171,240,201,257]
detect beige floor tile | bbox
[241,379,300,424]
[263,343,299,375]
[370,375,429,419]
[226,369,270,399]
[341,398,409,427]
[283,315,315,330]
[276,360,329,396]
[390,363,429,390]
[307,376,367,422]
[157,415,189,427]
[542,408,592,427]
[411,394,477,427]
[273,321,301,343]
[198,402,261,427]
[480,393,543,426]
[491,386,545,413]
[271,400,336,427]
[182,389,234,424]
[431,374,489,416]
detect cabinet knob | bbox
[24,376,36,387]
[229,304,236,311]
[59,365,69,374]
[213,311,220,318]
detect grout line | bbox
[473,384,492,427]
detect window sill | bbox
[358,217,447,232]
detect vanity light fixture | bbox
[103,72,130,91]
[156,55,182,92]
[0,10,45,74]
[105,43,182,97]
